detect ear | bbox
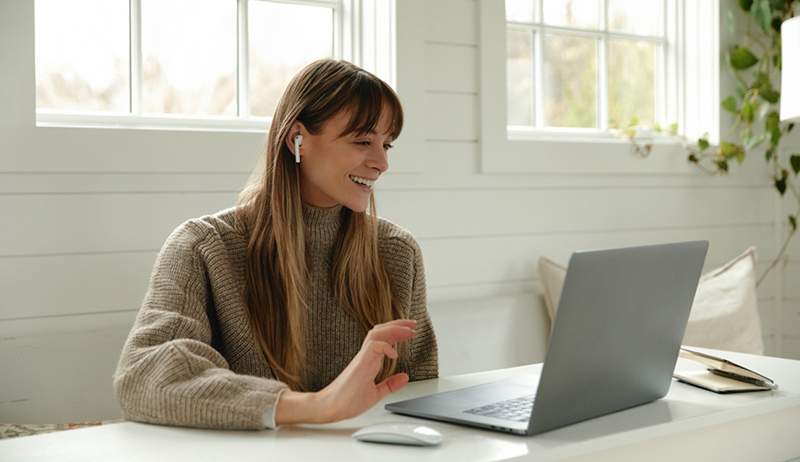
[284,121,308,156]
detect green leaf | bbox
[720,142,746,164]
[730,46,759,69]
[751,0,772,34]
[668,123,678,135]
[739,0,754,11]
[765,147,775,161]
[790,215,798,232]
[722,96,738,113]
[765,111,780,132]
[791,154,800,175]
[761,87,780,103]
[627,115,640,128]
[772,16,783,32]
[771,125,782,145]
[754,74,780,103]
[753,72,770,90]
[769,0,786,12]
[716,160,730,173]
[775,177,787,195]
[698,137,709,151]
[688,153,699,163]
[653,122,662,133]
[741,101,756,123]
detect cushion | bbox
[537,246,764,355]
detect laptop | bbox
[386,240,709,436]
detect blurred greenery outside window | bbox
[505,0,667,133]
[34,0,394,131]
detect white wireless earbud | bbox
[293,134,303,163]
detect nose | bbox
[366,144,389,174]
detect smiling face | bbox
[289,105,395,212]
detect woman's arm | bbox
[275,320,418,425]
[113,221,287,430]
[404,236,439,381]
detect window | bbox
[479,0,719,174]
[34,0,395,131]
[505,0,667,133]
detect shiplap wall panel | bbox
[0,223,774,320]
[421,225,776,288]
[378,187,774,238]
[0,193,238,256]
[423,93,478,141]
[0,252,154,320]
[0,173,249,194]
[424,0,477,45]
[0,187,772,257]
[783,262,799,300]
[424,43,478,93]
[0,327,131,423]
[422,141,480,174]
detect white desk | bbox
[2,347,799,462]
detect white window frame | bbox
[479,0,719,174]
[35,0,395,133]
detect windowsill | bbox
[507,126,684,146]
[35,112,270,134]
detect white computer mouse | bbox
[351,422,443,446]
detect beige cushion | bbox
[537,247,764,355]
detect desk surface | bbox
[2,347,800,462]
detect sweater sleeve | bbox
[404,237,439,382]
[112,221,288,430]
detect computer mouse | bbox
[351,422,443,446]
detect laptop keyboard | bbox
[464,394,536,422]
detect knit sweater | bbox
[112,202,438,430]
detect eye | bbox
[383,143,394,150]
[355,140,370,146]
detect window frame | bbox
[480,0,720,175]
[34,0,392,133]
[506,0,668,134]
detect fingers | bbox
[369,340,398,360]
[376,372,409,400]
[366,321,417,345]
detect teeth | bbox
[349,175,375,187]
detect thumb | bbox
[376,372,409,401]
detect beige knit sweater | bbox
[112,202,438,430]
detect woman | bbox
[113,59,438,430]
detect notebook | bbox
[673,347,777,393]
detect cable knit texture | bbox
[112,202,438,430]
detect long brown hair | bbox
[237,59,404,391]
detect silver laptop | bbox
[386,240,709,436]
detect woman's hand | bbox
[274,319,416,425]
[318,319,417,422]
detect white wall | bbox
[0,0,795,424]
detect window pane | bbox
[506,0,535,23]
[141,0,236,116]
[608,40,656,128]
[543,34,597,128]
[35,0,129,113]
[249,1,334,118]
[608,0,663,36]
[543,0,600,29]
[507,29,534,126]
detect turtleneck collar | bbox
[301,201,345,234]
